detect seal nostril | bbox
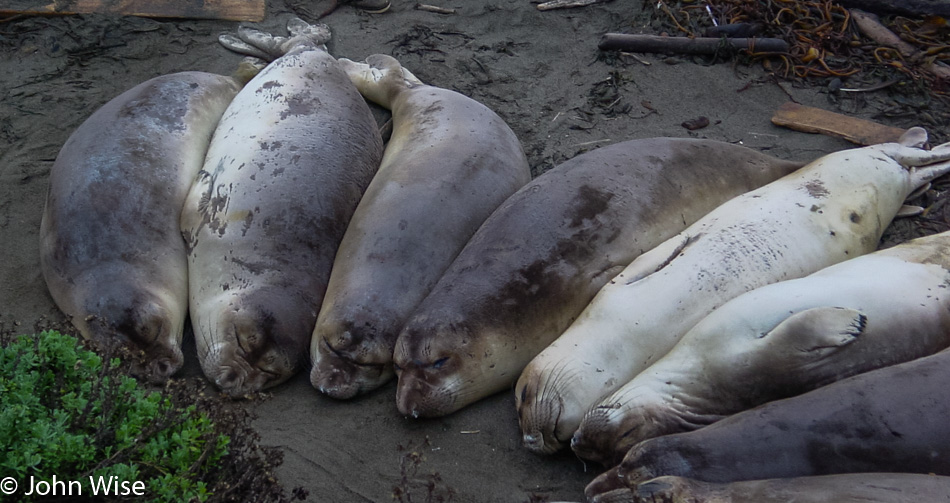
[154,359,171,377]
[220,369,240,387]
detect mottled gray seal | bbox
[556,129,950,465]
[308,54,531,399]
[40,66,257,381]
[181,20,383,395]
[572,230,950,463]
[388,137,804,418]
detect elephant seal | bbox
[554,129,950,466]
[621,473,950,503]
[308,54,531,399]
[181,20,383,395]
[576,229,950,462]
[608,346,950,491]
[389,137,804,418]
[39,66,258,381]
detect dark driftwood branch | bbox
[598,34,789,55]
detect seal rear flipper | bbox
[897,126,928,148]
[337,54,423,109]
[909,159,950,189]
[218,33,274,61]
[620,233,692,285]
[896,204,925,218]
[218,18,331,61]
[763,307,866,354]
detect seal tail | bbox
[337,54,424,109]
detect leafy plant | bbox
[0,329,305,502]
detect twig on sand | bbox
[416,4,456,14]
[537,0,614,11]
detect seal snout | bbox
[144,348,184,383]
[311,357,361,400]
[395,367,450,418]
[311,336,394,399]
[518,384,569,454]
[522,433,560,454]
[571,424,618,466]
[214,364,281,397]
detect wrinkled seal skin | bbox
[608,347,950,494]
[621,473,950,503]
[567,130,950,466]
[181,24,383,396]
[309,54,531,399]
[40,71,245,382]
[388,137,803,418]
[590,230,950,461]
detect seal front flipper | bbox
[764,307,866,354]
[620,232,693,285]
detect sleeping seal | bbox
[389,137,803,418]
[308,54,531,399]
[40,65,258,381]
[554,128,950,465]
[606,348,950,491]
[181,20,383,395]
[577,229,950,462]
[624,473,950,503]
[585,348,950,500]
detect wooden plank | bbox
[0,0,265,22]
[771,102,906,146]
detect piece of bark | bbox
[599,34,789,55]
[771,102,906,145]
[0,0,265,21]
[838,0,950,17]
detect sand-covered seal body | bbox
[182,23,383,395]
[389,137,803,418]
[309,55,531,399]
[559,129,950,465]
[586,230,950,461]
[40,71,245,381]
[611,347,950,489]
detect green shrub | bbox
[0,330,305,503]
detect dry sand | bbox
[1,1,947,501]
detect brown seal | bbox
[182,20,383,395]
[389,137,804,418]
[309,54,530,399]
[40,68,253,381]
[623,473,950,503]
[606,347,950,492]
